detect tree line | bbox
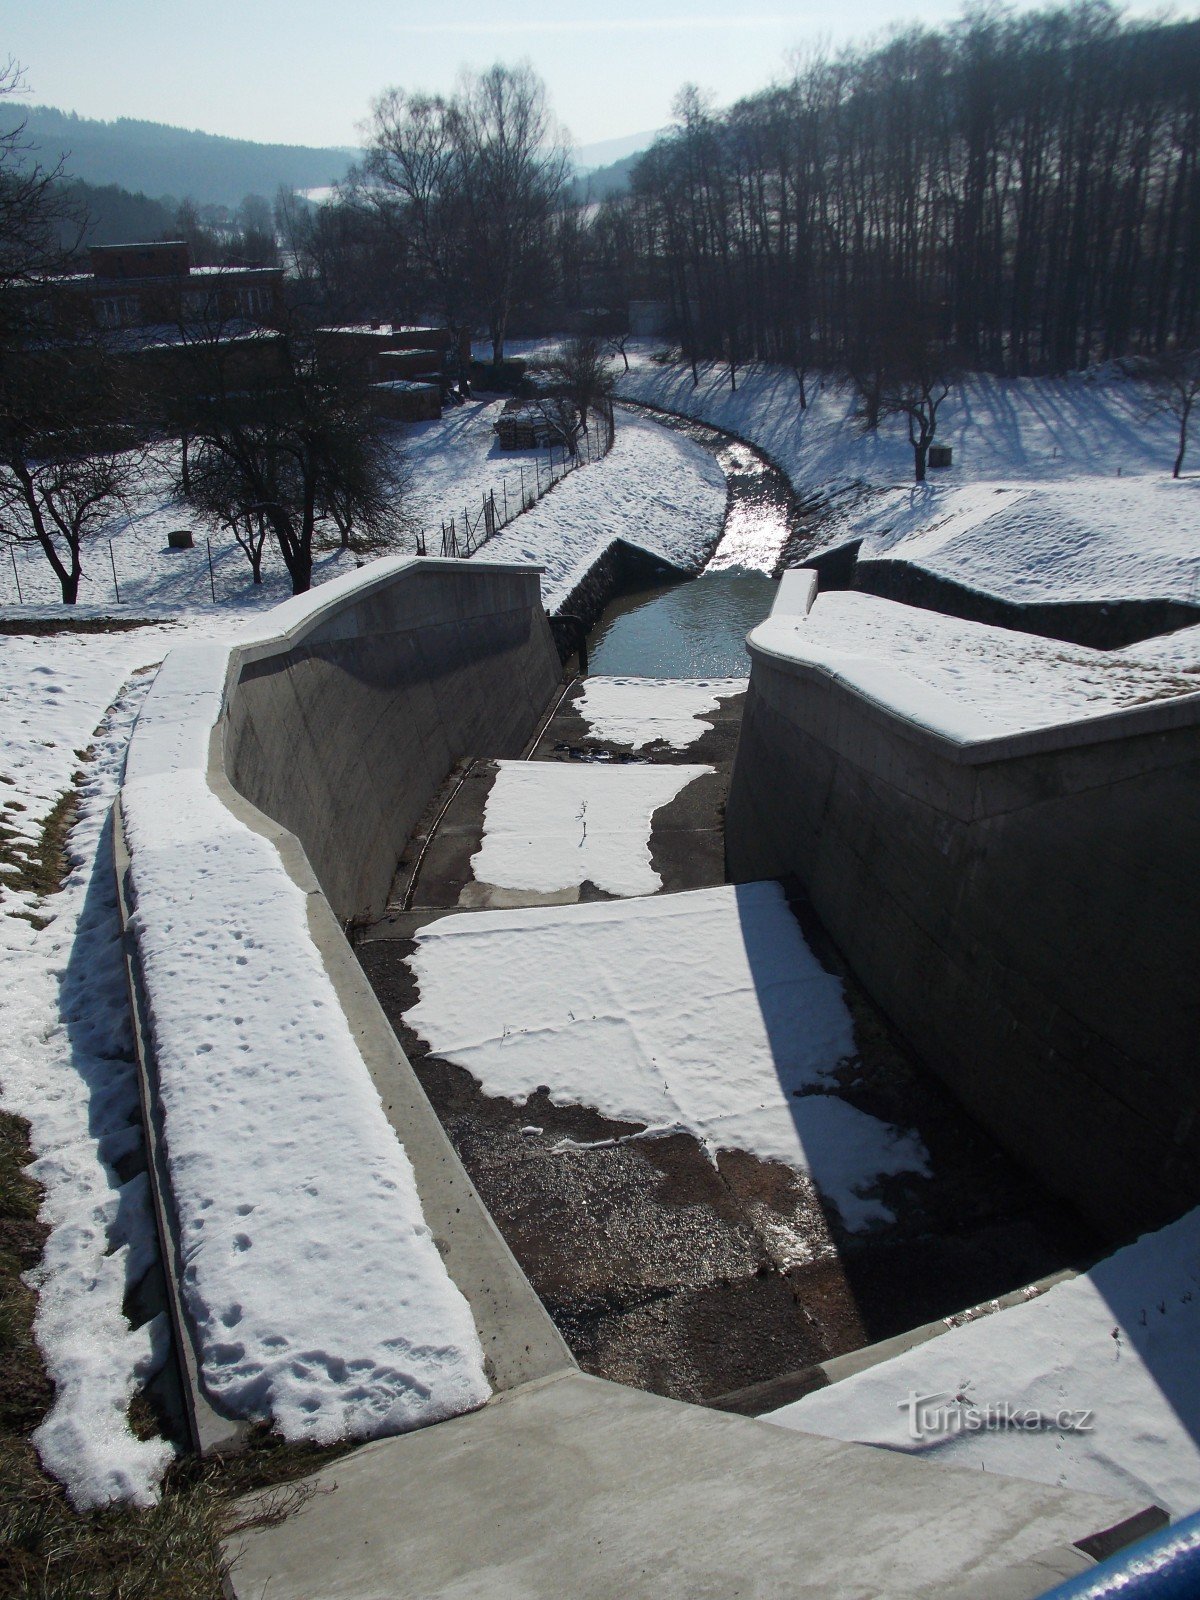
[591,2,1199,379]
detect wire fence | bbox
[414,401,616,560]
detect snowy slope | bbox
[610,347,1200,608]
[405,882,927,1231]
[0,617,257,1506]
[752,591,1200,742]
[766,1207,1200,1518]
[479,409,727,609]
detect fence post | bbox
[205,538,215,604]
[10,545,23,605]
[502,480,508,523]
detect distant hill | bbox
[574,129,661,172]
[7,105,357,209]
[571,150,646,205]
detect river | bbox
[585,408,798,677]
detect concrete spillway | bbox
[115,557,1171,1597]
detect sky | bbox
[4,0,1189,155]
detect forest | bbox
[294,3,1200,381]
[594,3,1200,379]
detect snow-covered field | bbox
[576,676,747,750]
[753,590,1200,742]
[472,761,709,898]
[604,345,1200,610]
[766,1207,1200,1518]
[405,881,928,1232]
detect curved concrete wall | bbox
[726,607,1200,1241]
[223,559,562,924]
[117,557,573,1449]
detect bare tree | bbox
[363,65,569,366]
[0,60,83,341]
[0,349,142,602]
[881,342,959,482]
[1145,349,1200,478]
[532,337,616,430]
[456,66,571,367]
[606,329,633,373]
[175,321,408,594]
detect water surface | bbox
[587,568,778,677]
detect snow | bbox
[405,882,927,1231]
[838,477,1200,608]
[575,676,747,751]
[472,761,709,897]
[118,576,492,1443]
[480,409,727,610]
[0,619,256,1507]
[607,347,1200,609]
[765,1206,1200,1518]
[0,676,178,1509]
[752,591,1200,743]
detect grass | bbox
[0,790,80,929]
[0,1106,352,1598]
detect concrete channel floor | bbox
[226,677,1160,1598]
[356,677,1098,1411]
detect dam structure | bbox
[114,549,1197,1596]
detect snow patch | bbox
[575,676,747,750]
[473,761,709,897]
[765,1206,1200,1517]
[405,882,927,1230]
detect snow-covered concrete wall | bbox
[116,557,572,1449]
[222,558,562,924]
[726,585,1200,1240]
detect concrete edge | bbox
[707,1268,1080,1418]
[748,575,1200,767]
[205,751,577,1395]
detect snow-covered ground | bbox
[766,1206,1200,1518]
[600,345,1200,609]
[0,619,244,1507]
[480,409,726,609]
[839,477,1200,608]
[576,676,747,750]
[472,761,709,898]
[405,881,928,1232]
[0,395,721,621]
[753,591,1200,742]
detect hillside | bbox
[8,105,356,208]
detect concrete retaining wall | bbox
[223,559,562,924]
[726,602,1200,1240]
[117,557,573,1449]
[854,557,1200,649]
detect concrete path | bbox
[225,1369,1162,1599]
